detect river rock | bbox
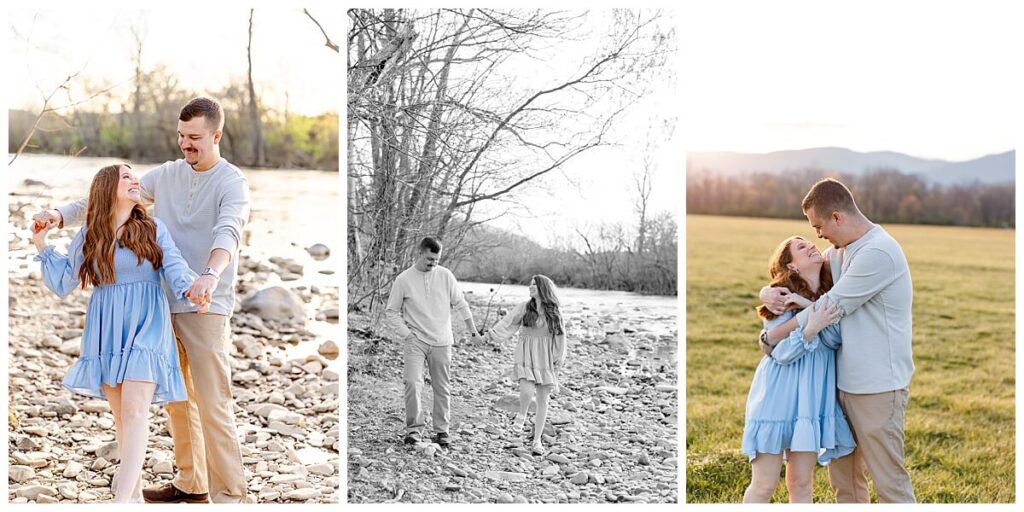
[241,287,305,324]
[570,472,590,485]
[284,488,320,501]
[10,465,34,482]
[59,338,81,356]
[16,485,58,500]
[482,471,528,482]
[81,400,110,413]
[62,461,85,478]
[306,244,330,260]
[97,441,119,462]
[317,340,339,360]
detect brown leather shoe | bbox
[142,483,209,504]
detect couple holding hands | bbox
[28,97,250,503]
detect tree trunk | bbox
[247,9,264,167]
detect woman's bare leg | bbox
[516,379,536,430]
[532,384,554,448]
[784,451,817,503]
[111,380,156,503]
[743,452,784,503]
[101,384,127,499]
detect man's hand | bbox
[760,286,791,316]
[185,274,218,314]
[804,297,841,339]
[32,209,63,232]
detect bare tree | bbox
[347,9,673,309]
[247,9,265,166]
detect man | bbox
[34,97,250,503]
[759,178,915,503]
[385,237,482,447]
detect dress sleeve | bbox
[34,228,86,297]
[488,301,527,342]
[764,312,819,365]
[156,220,197,304]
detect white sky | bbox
[678,0,1020,161]
[8,7,341,116]
[469,9,681,246]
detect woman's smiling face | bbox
[788,237,823,272]
[115,166,142,205]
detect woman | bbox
[486,275,567,454]
[32,164,206,503]
[741,236,856,503]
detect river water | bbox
[7,153,341,366]
[460,280,679,366]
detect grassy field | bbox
[685,215,1015,503]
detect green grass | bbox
[685,215,1015,503]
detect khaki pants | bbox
[165,313,246,503]
[828,388,915,503]
[403,339,451,435]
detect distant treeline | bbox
[687,168,1014,228]
[9,68,338,171]
[446,216,678,296]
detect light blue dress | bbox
[741,310,856,465]
[35,218,193,405]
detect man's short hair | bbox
[418,237,442,254]
[179,97,224,132]
[802,178,859,217]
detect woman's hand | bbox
[32,220,57,253]
[803,297,840,340]
[785,294,814,309]
[185,286,211,314]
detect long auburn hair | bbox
[79,164,163,288]
[756,236,833,320]
[523,274,564,336]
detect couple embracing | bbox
[385,237,568,455]
[30,98,249,503]
[742,178,916,503]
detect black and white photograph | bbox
[346,8,680,504]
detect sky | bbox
[466,9,682,247]
[8,7,341,116]
[677,0,1020,162]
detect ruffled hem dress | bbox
[741,310,856,465]
[488,301,567,393]
[35,218,194,405]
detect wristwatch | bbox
[758,329,770,347]
[201,267,221,279]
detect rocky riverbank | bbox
[7,189,341,504]
[347,293,679,503]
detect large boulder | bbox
[241,287,305,324]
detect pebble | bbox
[284,488,321,501]
[63,461,85,478]
[10,465,35,482]
[16,485,58,500]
